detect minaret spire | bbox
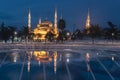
[86,8,90,30]
[39,17,41,24]
[28,9,31,33]
[54,8,58,36]
[54,8,57,27]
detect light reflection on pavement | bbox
[0,49,120,80]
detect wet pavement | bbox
[0,49,120,80]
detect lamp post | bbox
[112,33,114,44]
[66,32,70,40]
[14,31,17,35]
[14,31,17,42]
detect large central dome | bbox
[33,20,53,41]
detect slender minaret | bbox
[39,17,41,24]
[86,9,90,29]
[54,8,58,35]
[28,9,31,33]
[54,8,57,27]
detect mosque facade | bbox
[28,9,58,41]
[27,8,90,41]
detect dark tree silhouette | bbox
[8,26,16,43]
[57,18,66,41]
[57,30,71,42]
[108,21,116,28]
[58,19,66,31]
[89,24,103,44]
[45,31,55,42]
[106,21,118,39]
[71,29,83,40]
[57,31,63,41]
[0,22,9,42]
[62,30,71,40]
[17,26,29,42]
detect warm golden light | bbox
[32,8,59,41]
[86,53,90,62]
[33,51,52,63]
[85,9,91,34]
[86,9,90,29]
[54,51,57,74]
[33,21,53,40]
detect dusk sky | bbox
[0,0,120,31]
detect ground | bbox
[0,41,120,80]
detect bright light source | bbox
[97,53,99,55]
[112,56,114,61]
[67,58,70,63]
[14,31,17,35]
[86,53,90,62]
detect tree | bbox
[57,31,63,41]
[22,26,29,41]
[57,18,66,41]
[58,19,66,31]
[0,22,9,42]
[45,31,55,42]
[71,29,83,40]
[63,30,71,40]
[8,26,16,43]
[89,24,103,44]
[17,26,29,42]
[106,21,118,39]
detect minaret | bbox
[54,8,57,27]
[28,9,31,33]
[39,17,41,24]
[54,8,58,35]
[86,9,90,29]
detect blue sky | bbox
[0,0,120,31]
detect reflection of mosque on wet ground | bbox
[0,50,120,80]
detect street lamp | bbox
[66,31,71,40]
[112,33,114,44]
[66,32,70,36]
[14,31,18,42]
[14,31,17,35]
